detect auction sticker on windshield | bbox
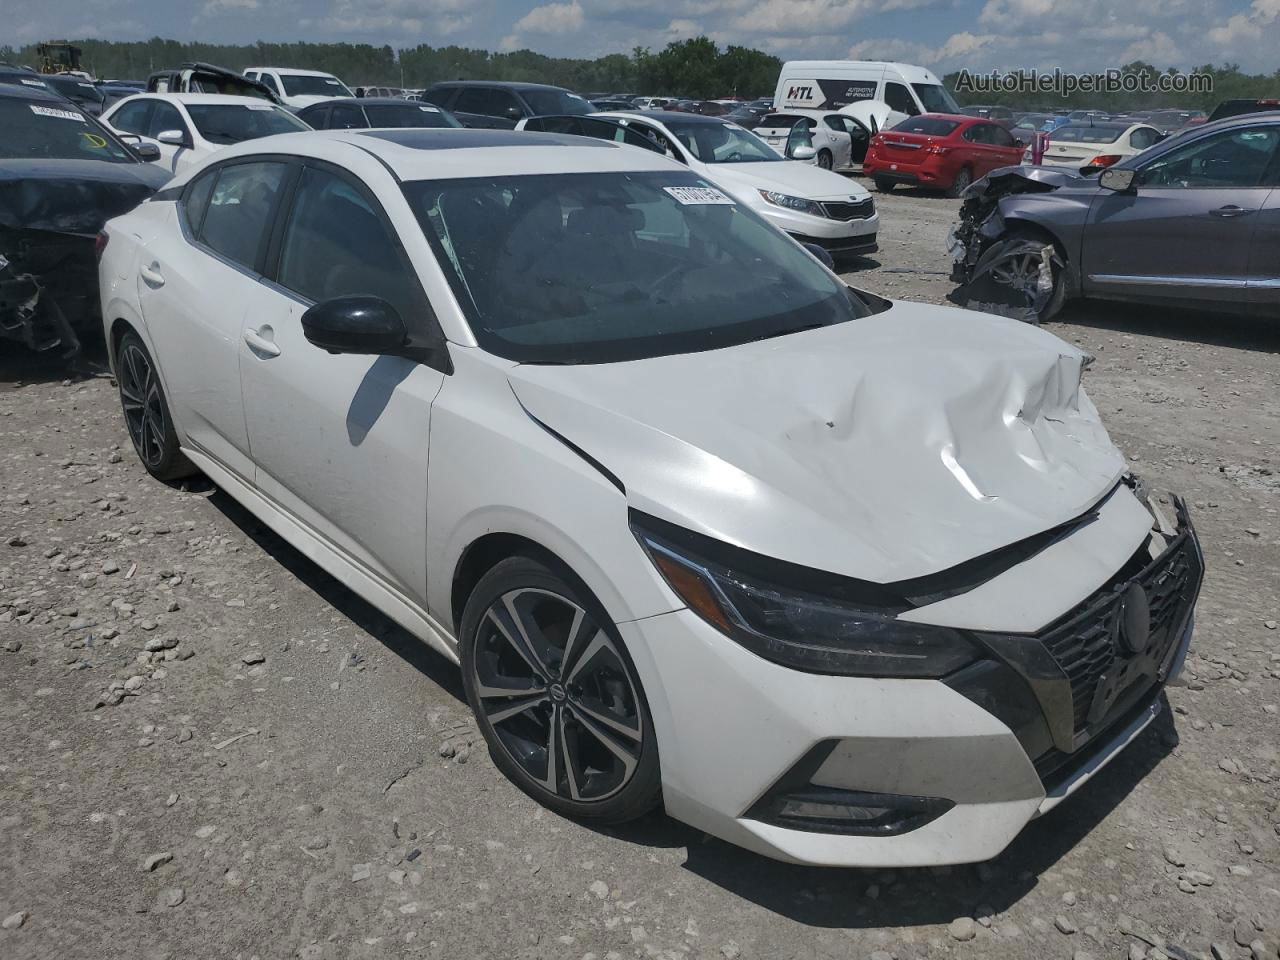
[664,186,735,205]
[31,104,84,122]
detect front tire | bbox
[459,555,661,824]
[115,331,196,481]
[817,149,833,170]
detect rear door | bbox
[138,159,291,480]
[1245,155,1280,306]
[1083,124,1280,304]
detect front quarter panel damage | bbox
[946,166,1091,323]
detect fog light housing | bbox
[744,741,955,836]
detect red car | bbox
[862,113,1025,198]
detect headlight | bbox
[757,189,825,218]
[631,511,978,678]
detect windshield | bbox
[522,88,593,116]
[912,83,960,114]
[364,104,461,128]
[281,74,352,97]
[890,116,959,136]
[662,119,781,163]
[186,103,310,144]
[403,171,873,363]
[1052,124,1124,143]
[0,100,134,162]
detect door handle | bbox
[1209,205,1252,218]
[243,327,281,358]
[140,262,164,288]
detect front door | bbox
[238,162,447,607]
[138,159,290,480]
[1083,124,1280,304]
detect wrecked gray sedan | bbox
[1,84,168,356]
[948,112,1280,323]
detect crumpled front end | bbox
[946,165,1079,323]
[0,227,98,355]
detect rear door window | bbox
[329,104,367,129]
[147,101,187,140]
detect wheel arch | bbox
[451,532,566,633]
[998,217,1080,297]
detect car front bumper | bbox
[756,205,879,244]
[620,497,1202,867]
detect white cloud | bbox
[300,0,472,37]
[1207,0,1280,45]
[203,0,260,13]
[1120,30,1180,63]
[513,1,585,33]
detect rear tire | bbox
[873,177,895,193]
[459,555,662,825]
[946,166,973,199]
[115,331,197,482]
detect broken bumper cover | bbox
[619,498,1201,867]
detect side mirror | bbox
[133,141,161,161]
[789,144,817,161]
[302,296,408,356]
[156,129,188,146]
[1099,167,1136,192]
[1013,137,1025,148]
[802,242,835,270]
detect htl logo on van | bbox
[787,85,814,100]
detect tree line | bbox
[0,36,781,99]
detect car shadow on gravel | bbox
[1054,301,1280,354]
[602,705,1178,929]
[204,487,467,702]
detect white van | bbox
[773,61,960,117]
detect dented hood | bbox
[0,159,168,234]
[508,303,1126,583]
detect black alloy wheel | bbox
[460,557,660,822]
[115,332,195,481]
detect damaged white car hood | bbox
[508,303,1127,584]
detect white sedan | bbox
[100,128,1202,867]
[100,93,310,174]
[1033,121,1165,169]
[593,110,878,258]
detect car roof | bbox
[626,110,732,124]
[245,67,337,77]
[123,92,286,106]
[314,97,433,107]
[427,80,572,92]
[206,128,681,181]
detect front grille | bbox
[822,198,875,221]
[1038,524,1200,742]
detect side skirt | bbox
[181,443,459,665]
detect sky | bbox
[5,0,1278,74]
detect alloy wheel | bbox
[989,253,1046,302]
[471,588,644,803]
[118,342,167,469]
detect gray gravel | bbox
[1,184,1278,959]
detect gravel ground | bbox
[2,184,1278,960]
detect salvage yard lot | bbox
[1,187,1278,960]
